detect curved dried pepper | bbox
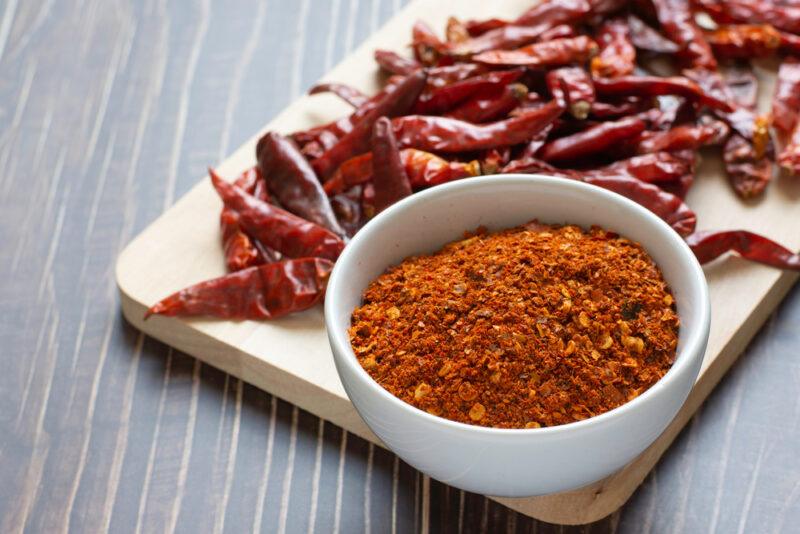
[323,149,481,195]
[636,119,729,154]
[210,169,345,261]
[723,135,773,197]
[463,18,509,37]
[683,68,771,156]
[627,14,679,54]
[685,67,774,197]
[589,98,650,119]
[707,0,800,35]
[582,174,697,236]
[500,157,696,235]
[392,100,564,153]
[371,117,412,214]
[308,82,369,107]
[312,70,427,180]
[704,24,781,59]
[292,75,406,151]
[402,149,481,188]
[546,67,595,119]
[144,258,334,320]
[412,69,524,114]
[473,36,599,67]
[374,49,421,75]
[686,230,800,269]
[256,132,346,237]
[593,75,733,112]
[324,153,373,195]
[651,0,717,69]
[539,116,646,163]
[451,0,592,55]
[591,18,636,78]
[445,82,528,123]
[220,167,279,271]
[598,152,693,184]
[538,24,576,42]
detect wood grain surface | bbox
[1,0,798,532]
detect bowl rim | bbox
[325,174,710,436]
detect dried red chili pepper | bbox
[412,69,523,115]
[210,169,345,261]
[708,0,800,35]
[371,117,412,214]
[685,67,774,197]
[256,132,346,237]
[593,75,733,112]
[220,167,274,272]
[144,258,334,320]
[772,58,800,141]
[449,24,559,56]
[374,49,421,75]
[424,64,486,90]
[598,152,693,184]
[463,18,509,37]
[402,150,481,188]
[323,149,481,195]
[546,67,595,120]
[451,0,593,55]
[583,174,697,235]
[682,68,770,153]
[686,230,800,269]
[651,0,718,69]
[324,153,373,195]
[591,18,636,78]
[723,135,773,198]
[539,116,647,164]
[293,75,408,151]
[589,98,650,119]
[703,24,782,59]
[412,20,448,65]
[312,70,427,180]
[308,82,369,107]
[635,119,730,153]
[392,100,564,153]
[518,123,554,160]
[331,185,364,238]
[445,83,528,123]
[537,24,576,42]
[473,36,599,67]
[500,157,697,235]
[627,14,680,54]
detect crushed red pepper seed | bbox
[349,221,679,429]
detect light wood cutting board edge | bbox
[115,0,800,524]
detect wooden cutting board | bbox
[116,0,800,524]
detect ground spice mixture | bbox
[349,221,679,429]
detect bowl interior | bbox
[326,174,709,432]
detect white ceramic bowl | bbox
[325,175,710,497]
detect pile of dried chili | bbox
[146,0,800,321]
[349,222,679,429]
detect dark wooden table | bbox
[1,1,798,532]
